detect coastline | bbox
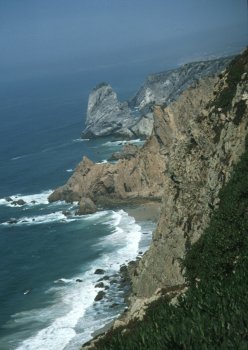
[83,201,161,348]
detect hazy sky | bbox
[0,0,247,82]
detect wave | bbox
[102,139,144,147]
[72,138,90,142]
[66,168,74,172]
[13,209,144,350]
[1,211,73,226]
[96,159,108,164]
[0,190,53,207]
[11,154,30,161]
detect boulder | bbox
[94,269,105,275]
[94,291,105,302]
[12,199,26,206]
[76,197,97,215]
[8,218,18,224]
[95,282,104,288]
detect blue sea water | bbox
[0,73,155,350]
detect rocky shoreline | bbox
[49,49,248,349]
[82,202,161,347]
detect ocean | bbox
[0,71,155,350]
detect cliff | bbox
[130,50,248,298]
[79,48,248,350]
[49,49,248,348]
[130,56,232,113]
[82,57,232,139]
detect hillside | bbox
[80,48,248,349]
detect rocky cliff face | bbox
[130,49,248,298]
[82,57,232,139]
[130,57,232,114]
[50,49,248,313]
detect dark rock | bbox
[142,232,150,235]
[94,269,105,275]
[8,218,18,224]
[76,279,83,282]
[12,199,26,206]
[31,200,37,204]
[110,303,119,308]
[5,197,13,202]
[120,265,128,273]
[62,210,70,217]
[110,279,118,285]
[95,282,104,288]
[104,285,109,290]
[97,275,109,281]
[139,251,143,255]
[94,291,105,302]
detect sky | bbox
[0,0,247,83]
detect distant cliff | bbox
[82,56,232,139]
[130,56,232,113]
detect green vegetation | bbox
[212,48,247,113]
[90,137,248,349]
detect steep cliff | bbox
[130,56,232,113]
[49,49,248,348]
[80,48,248,350]
[82,57,232,139]
[130,49,248,297]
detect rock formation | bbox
[82,83,134,138]
[82,57,232,139]
[51,50,248,345]
[130,56,232,113]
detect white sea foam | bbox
[54,278,74,284]
[15,209,143,350]
[66,168,74,172]
[96,159,108,164]
[102,139,144,147]
[72,138,90,142]
[1,211,75,226]
[0,190,53,207]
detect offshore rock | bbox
[82,82,134,138]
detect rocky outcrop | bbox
[82,83,133,138]
[82,58,232,140]
[76,197,97,215]
[49,129,167,206]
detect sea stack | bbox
[82,82,133,138]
